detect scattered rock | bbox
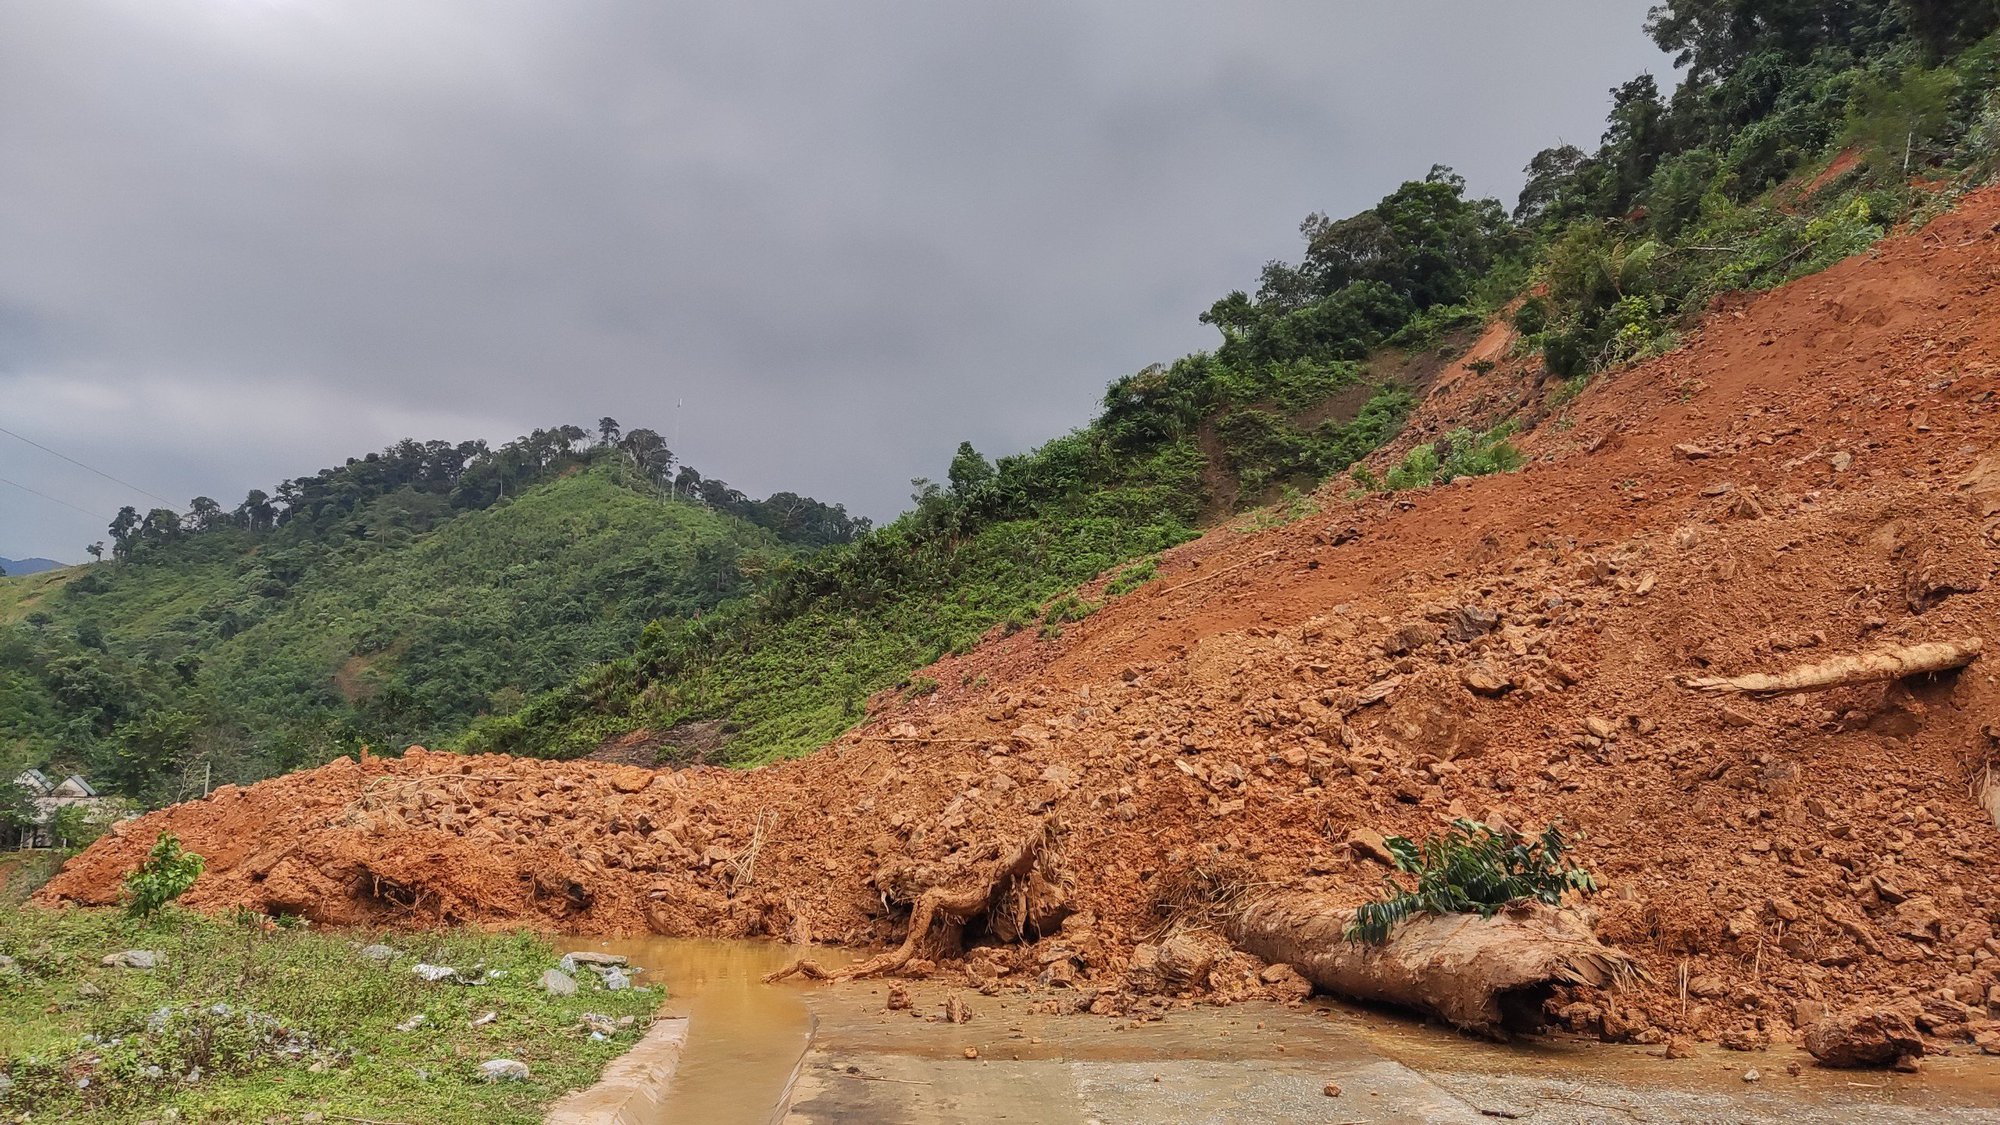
[478,1059,530,1082]
[1892,895,1943,941]
[394,1014,426,1032]
[568,951,628,967]
[1258,963,1313,1003]
[1460,664,1513,696]
[1719,1026,1769,1052]
[1126,935,1214,994]
[944,993,973,1024]
[886,984,912,1011]
[541,969,578,996]
[1742,1067,1760,1083]
[412,963,457,982]
[602,968,632,991]
[962,1047,979,1060]
[1803,1009,1923,1068]
[358,944,398,964]
[1346,828,1397,866]
[1322,1082,1342,1097]
[101,950,163,970]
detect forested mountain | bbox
[0,558,61,577]
[468,1,2000,767]
[0,424,863,804]
[9,1,2000,803]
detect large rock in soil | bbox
[1125,935,1215,994]
[1803,1008,1923,1068]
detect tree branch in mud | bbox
[765,820,1054,984]
[1228,895,1644,1039]
[1680,637,1982,697]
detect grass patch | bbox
[0,906,656,1123]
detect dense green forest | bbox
[0,426,863,805]
[8,1,2000,801]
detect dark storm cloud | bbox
[0,1,1669,559]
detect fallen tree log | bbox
[1226,896,1643,1039]
[1681,637,1982,697]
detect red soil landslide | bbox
[40,188,2000,1053]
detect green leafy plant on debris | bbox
[1345,819,1597,944]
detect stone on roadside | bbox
[478,1058,530,1082]
[541,969,578,996]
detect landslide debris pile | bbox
[41,189,2000,1052]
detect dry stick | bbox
[1161,550,1281,595]
[1681,637,1982,697]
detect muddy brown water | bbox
[555,936,853,1124]
[561,938,2000,1124]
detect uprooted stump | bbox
[1226,895,1644,1039]
[1681,637,1981,697]
[765,820,1055,984]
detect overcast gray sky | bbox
[0,1,1669,561]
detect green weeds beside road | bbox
[0,898,655,1123]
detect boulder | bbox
[1125,934,1214,994]
[542,969,578,996]
[1804,1009,1923,1068]
[568,951,628,967]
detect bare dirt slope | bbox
[41,188,2000,1052]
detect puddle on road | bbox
[558,938,2000,1123]
[557,936,853,1125]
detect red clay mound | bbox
[41,187,2000,1051]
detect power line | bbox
[0,424,178,506]
[0,473,103,519]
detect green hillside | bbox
[9,2,2000,800]
[469,4,2000,768]
[0,439,855,804]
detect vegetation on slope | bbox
[12,3,2000,791]
[0,426,861,805]
[471,4,2000,768]
[461,171,1516,764]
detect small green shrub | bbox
[1105,557,1159,597]
[124,832,204,919]
[1345,819,1596,944]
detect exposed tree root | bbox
[1227,895,1645,1039]
[762,958,833,983]
[1681,637,1982,697]
[764,820,1053,984]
